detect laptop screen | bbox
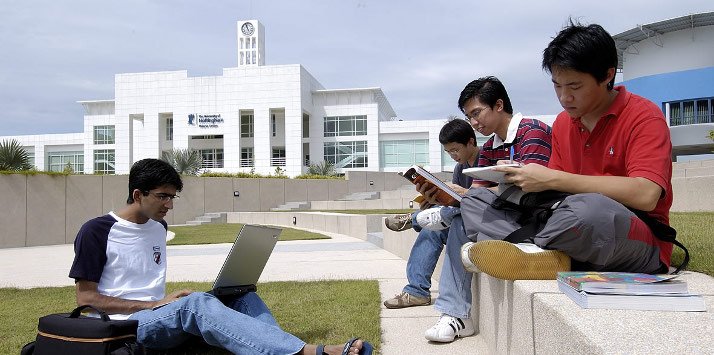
[212,224,282,290]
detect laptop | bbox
[207,224,282,298]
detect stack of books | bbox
[557,271,707,312]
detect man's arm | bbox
[497,164,662,211]
[75,280,192,314]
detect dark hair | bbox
[126,158,183,204]
[439,119,476,146]
[457,76,513,115]
[542,19,618,90]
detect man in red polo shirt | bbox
[460,20,673,279]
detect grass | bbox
[670,212,714,276]
[168,224,329,245]
[0,280,381,354]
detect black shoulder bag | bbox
[22,305,143,355]
[492,186,689,274]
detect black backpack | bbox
[492,186,689,274]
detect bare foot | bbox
[301,339,364,355]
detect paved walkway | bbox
[0,232,488,354]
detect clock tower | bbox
[237,20,265,67]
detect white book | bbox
[462,164,520,183]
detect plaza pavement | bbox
[0,231,489,354]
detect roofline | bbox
[77,99,115,104]
[613,11,714,69]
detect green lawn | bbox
[670,212,714,276]
[0,280,381,354]
[168,223,329,245]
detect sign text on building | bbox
[188,114,224,128]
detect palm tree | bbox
[161,148,203,175]
[307,160,336,176]
[0,139,32,171]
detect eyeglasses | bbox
[445,147,462,155]
[143,191,180,202]
[466,107,488,121]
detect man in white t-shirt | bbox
[69,158,372,355]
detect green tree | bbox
[161,148,203,175]
[0,139,32,171]
[62,161,74,174]
[307,160,336,176]
[708,130,714,142]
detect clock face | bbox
[241,22,254,36]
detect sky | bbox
[1,0,713,136]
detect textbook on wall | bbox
[557,271,707,312]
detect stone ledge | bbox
[475,267,714,354]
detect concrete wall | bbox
[0,171,409,248]
[2,165,713,248]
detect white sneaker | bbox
[415,206,450,231]
[460,242,480,273]
[424,314,475,343]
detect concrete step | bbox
[271,201,311,211]
[338,191,381,201]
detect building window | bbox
[380,140,429,168]
[323,115,367,137]
[303,142,310,166]
[47,151,83,173]
[667,97,713,126]
[240,112,254,137]
[240,147,254,167]
[166,118,173,141]
[93,149,115,174]
[271,114,276,137]
[323,141,367,168]
[302,113,310,138]
[200,149,224,169]
[48,152,80,172]
[271,147,286,166]
[23,148,35,168]
[93,125,115,144]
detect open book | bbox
[462,164,520,183]
[400,165,461,206]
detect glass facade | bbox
[166,118,173,141]
[240,147,254,167]
[324,141,367,168]
[271,147,286,166]
[93,149,115,174]
[93,125,115,144]
[200,149,224,168]
[380,139,428,168]
[667,97,713,126]
[47,151,83,173]
[240,112,254,137]
[324,115,367,137]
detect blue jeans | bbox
[433,215,477,319]
[402,207,461,298]
[128,292,305,354]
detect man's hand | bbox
[152,289,193,309]
[496,163,555,192]
[415,182,440,206]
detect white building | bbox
[3,20,485,177]
[614,12,714,160]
